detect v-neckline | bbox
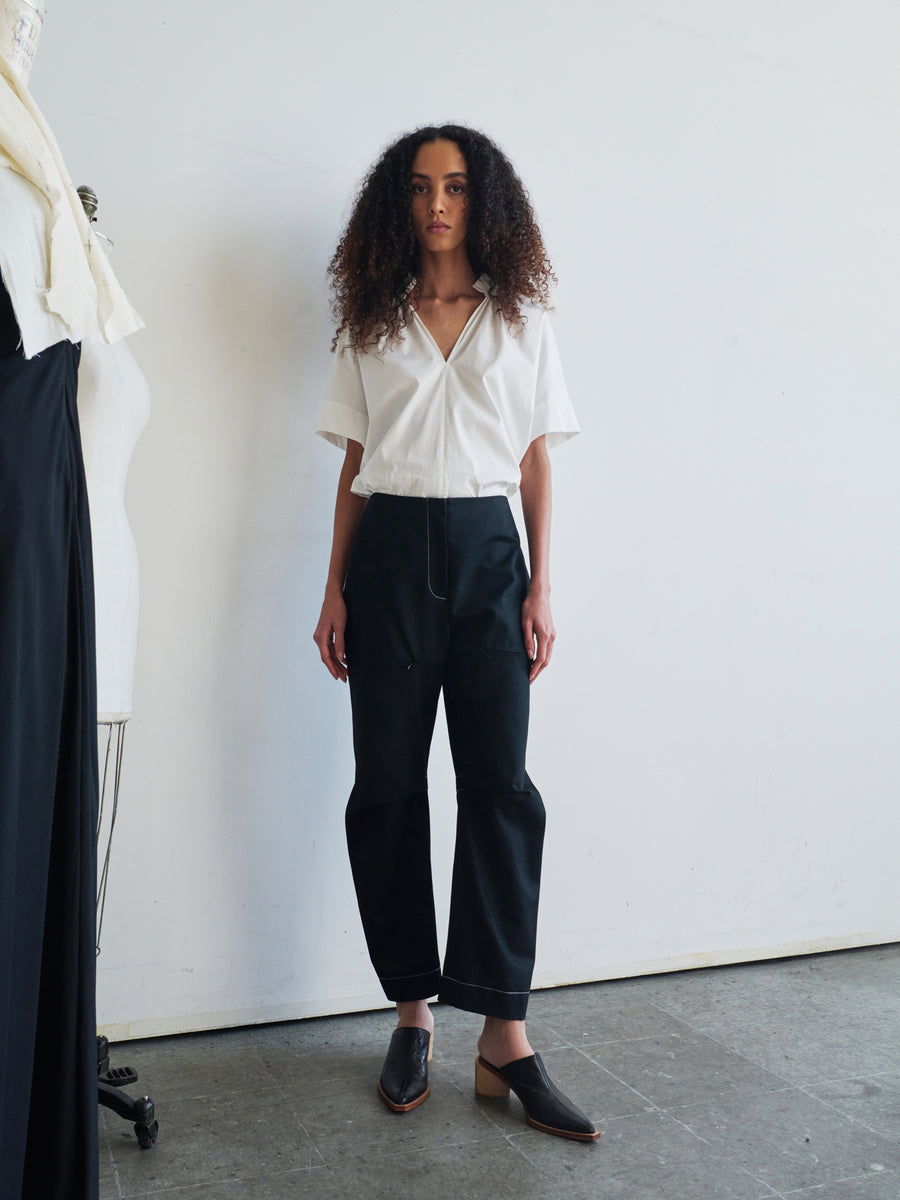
[412,295,487,364]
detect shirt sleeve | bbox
[315,331,369,450]
[529,313,580,449]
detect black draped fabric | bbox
[0,282,98,1200]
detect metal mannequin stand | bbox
[96,720,159,1148]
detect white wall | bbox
[31,0,900,1038]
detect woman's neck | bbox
[416,247,478,302]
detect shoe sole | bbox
[526,1115,601,1142]
[377,1081,431,1113]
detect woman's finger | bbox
[332,633,348,682]
[528,625,555,683]
[333,629,346,665]
[314,624,344,681]
[522,616,535,659]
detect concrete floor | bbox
[99,944,900,1199]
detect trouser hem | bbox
[379,967,442,1003]
[438,975,530,1020]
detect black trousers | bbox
[0,318,98,1197]
[344,494,545,1021]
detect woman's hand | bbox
[313,440,366,684]
[518,435,554,684]
[314,588,349,682]
[521,584,555,684]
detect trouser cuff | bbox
[379,967,442,1003]
[438,974,530,1020]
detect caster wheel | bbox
[134,1120,158,1149]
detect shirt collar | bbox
[404,274,491,301]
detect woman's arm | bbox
[313,439,366,681]
[518,434,556,684]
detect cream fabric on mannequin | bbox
[78,339,150,721]
[0,11,142,357]
[0,0,44,83]
[1,0,147,713]
[0,162,70,352]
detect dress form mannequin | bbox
[77,209,150,976]
[0,4,142,1192]
[78,316,151,723]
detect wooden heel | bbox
[475,1056,510,1098]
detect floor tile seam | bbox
[293,1139,331,1173]
[115,1165,340,1199]
[502,1131,590,1174]
[569,1106,660,1131]
[101,1137,124,1200]
[576,1026,803,1089]
[444,1074,538,1138]
[571,1048,662,1110]
[795,1083,900,1145]
[448,1069,485,1104]
[468,1108,537,1139]
[662,1097,900,1187]
[669,1024,799,1088]
[142,1080,293,1105]
[236,1085,341,1168]
[656,1109,803,1195]
[357,1129,511,1157]
[778,1166,899,1195]
[801,1069,900,1092]
[541,1023,590,1050]
[294,1084,509,1158]
[732,1162,785,1200]
[651,1081,853,1121]
[662,1102,754,1155]
[248,1040,288,1088]
[641,995,726,1032]
[326,1132,513,1168]
[268,1070,378,1089]
[649,1081,812,1116]
[572,1029,706,1049]
[688,1016,900,1046]
[114,1164,337,1198]
[278,1108,348,1167]
[498,1126,558,1165]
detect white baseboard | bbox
[98,930,899,1043]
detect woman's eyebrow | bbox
[410,172,469,180]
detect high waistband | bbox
[366,493,512,511]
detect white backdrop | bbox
[31,0,900,1038]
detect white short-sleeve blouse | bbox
[316,277,579,499]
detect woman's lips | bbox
[427,222,450,232]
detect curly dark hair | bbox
[328,124,555,351]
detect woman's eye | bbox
[411,184,428,194]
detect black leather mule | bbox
[377,1027,434,1112]
[475,1052,600,1141]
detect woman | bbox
[314,124,598,1142]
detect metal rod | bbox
[96,721,127,956]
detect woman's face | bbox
[410,138,469,254]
